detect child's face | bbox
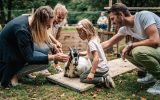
[53,12,66,25]
[77,28,87,40]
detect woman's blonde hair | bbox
[31,6,53,46]
[53,3,68,18]
[76,19,96,40]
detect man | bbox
[101,3,160,95]
[97,11,108,30]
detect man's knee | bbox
[131,46,149,60]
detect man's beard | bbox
[116,20,124,29]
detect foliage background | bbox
[0,0,160,26]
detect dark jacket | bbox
[0,15,48,65]
[0,15,48,87]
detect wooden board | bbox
[47,58,137,92]
[47,73,95,93]
[107,58,137,77]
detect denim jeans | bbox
[80,68,108,84]
[98,24,107,30]
[17,43,50,76]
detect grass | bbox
[0,70,160,100]
[0,54,160,100]
[62,26,76,33]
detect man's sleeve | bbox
[139,12,156,29]
[117,27,128,36]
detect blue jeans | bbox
[98,24,107,30]
[80,68,108,84]
[18,43,51,76]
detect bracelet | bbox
[126,41,133,50]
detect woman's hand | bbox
[48,53,69,62]
[52,53,69,62]
[87,72,94,81]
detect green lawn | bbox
[0,70,160,100]
[0,54,160,100]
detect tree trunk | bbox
[0,0,6,27]
[7,0,13,22]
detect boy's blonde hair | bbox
[76,19,96,40]
[53,3,68,18]
[31,6,53,47]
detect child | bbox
[76,19,115,88]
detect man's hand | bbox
[121,42,133,60]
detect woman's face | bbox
[77,28,87,40]
[46,18,54,29]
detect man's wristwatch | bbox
[127,41,133,49]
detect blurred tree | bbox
[0,0,160,26]
[0,0,6,27]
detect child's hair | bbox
[76,19,96,40]
[53,3,68,18]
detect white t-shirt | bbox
[97,16,108,25]
[88,37,108,72]
[118,11,160,40]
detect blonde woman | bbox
[0,6,69,88]
[76,19,115,88]
[31,3,68,77]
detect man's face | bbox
[109,12,124,28]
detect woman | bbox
[0,6,69,88]
[30,3,68,77]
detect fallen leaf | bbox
[60,93,65,97]
[92,93,97,98]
